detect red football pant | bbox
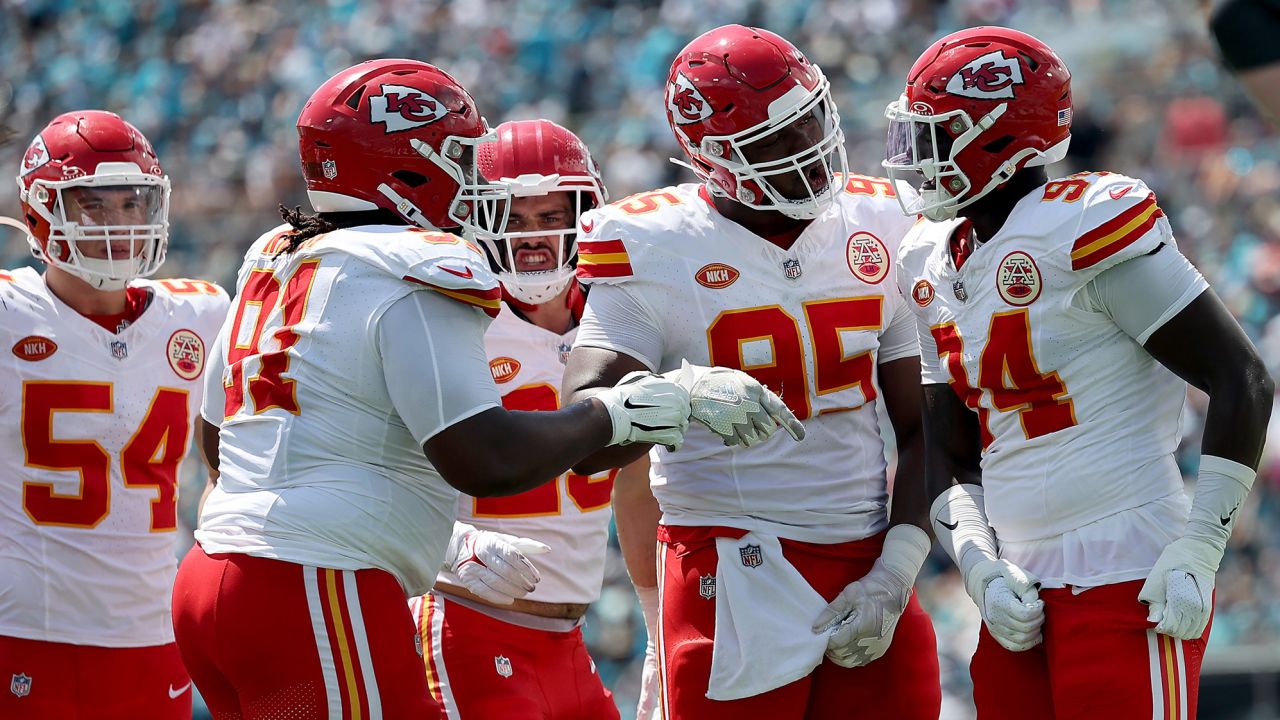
[172,543,439,720]
[413,591,620,720]
[971,580,1211,720]
[0,635,190,719]
[657,526,941,720]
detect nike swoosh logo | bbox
[581,219,595,234]
[938,520,960,531]
[1109,185,1133,200]
[624,398,657,410]
[1221,506,1238,526]
[168,682,192,699]
[440,265,474,280]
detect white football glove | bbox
[594,371,691,450]
[1138,456,1254,640]
[812,525,930,668]
[444,522,550,605]
[663,361,804,447]
[967,559,1045,652]
[635,585,661,720]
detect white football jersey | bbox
[574,178,919,543]
[439,304,614,604]
[0,268,227,647]
[197,225,503,596]
[896,172,1203,585]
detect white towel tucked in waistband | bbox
[706,533,829,701]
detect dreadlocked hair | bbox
[275,204,337,256]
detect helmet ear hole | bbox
[391,170,429,188]
[982,136,1015,153]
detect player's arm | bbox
[611,456,662,716]
[1097,246,1274,638]
[197,417,219,515]
[563,347,657,474]
[918,321,1045,653]
[376,290,688,498]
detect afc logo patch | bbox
[667,72,713,125]
[10,672,31,698]
[739,544,763,568]
[699,574,717,600]
[946,50,1025,100]
[167,329,206,380]
[996,251,1043,306]
[494,655,513,678]
[846,231,889,284]
[369,84,448,133]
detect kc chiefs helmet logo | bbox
[369,84,448,133]
[668,72,713,125]
[946,51,1025,100]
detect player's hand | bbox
[812,525,929,668]
[445,523,550,605]
[663,361,805,447]
[966,558,1045,652]
[1138,536,1218,640]
[813,565,910,668]
[593,371,691,449]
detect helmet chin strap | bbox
[376,183,433,228]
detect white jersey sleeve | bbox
[574,281,665,371]
[877,290,919,364]
[1078,243,1209,345]
[377,290,501,445]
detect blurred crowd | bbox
[3,0,1279,716]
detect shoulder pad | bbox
[576,207,637,284]
[1063,173,1169,271]
[315,226,502,317]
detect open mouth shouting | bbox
[513,240,558,273]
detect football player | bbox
[0,111,228,719]
[172,60,792,718]
[563,25,943,719]
[887,27,1273,719]
[408,119,629,719]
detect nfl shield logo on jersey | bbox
[782,258,802,280]
[494,656,513,678]
[739,544,763,568]
[10,672,31,698]
[699,573,717,599]
[110,340,128,360]
[952,279,968,303]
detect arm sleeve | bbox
[572,282,665,372]
[377,290,502,446]
[916,317,948,385]
[1079,243,1210,345]
[878,293,921,364]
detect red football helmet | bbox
[476,119,607,304]
[665,25,847,219]
[883,26,1073,221]
[297,59,510,236]
[5,110,169,290]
